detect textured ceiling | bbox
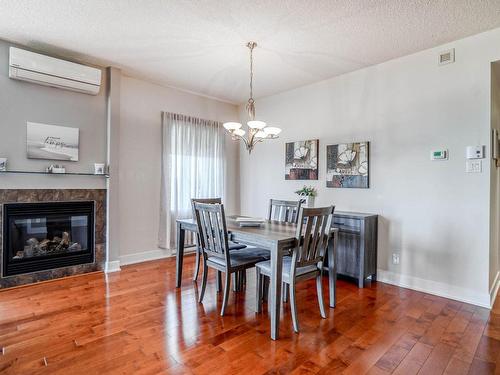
[1,1,500,103]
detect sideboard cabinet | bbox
[326,211,378,288]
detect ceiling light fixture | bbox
[223,42,281,154]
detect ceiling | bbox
[1,1,500,104]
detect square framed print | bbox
[285,139,318,180]
[326,142,369,188]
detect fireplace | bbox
[2,201,95,277]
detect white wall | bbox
[118,76,239,263]
[239,28,500,307]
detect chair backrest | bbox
[191,198,222,248]
[193,202,230,264]
[291,206,335,271]
[268,199,303,223]
[191,197,221,217]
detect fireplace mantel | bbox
[0,189,106,288]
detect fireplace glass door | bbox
[3,201,94,276]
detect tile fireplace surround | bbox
[0,189,106,288]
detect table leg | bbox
[269,242,283,340]
[328,231,337,308]
[175,221,185,288]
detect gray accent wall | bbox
[0,39,107,189]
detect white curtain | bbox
[159,112,226,250]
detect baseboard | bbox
[490,271,500,307]
[104,260,121,273]
[120,249,172,266]
[377,269,491,308]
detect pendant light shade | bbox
[222,42,282,154]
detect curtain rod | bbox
[161,111,222,126]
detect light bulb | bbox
[233,128,245,137]
[223,122,242,131]
[255,131,267,138]
[247,120,267,129]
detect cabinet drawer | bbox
[333,217,361,233]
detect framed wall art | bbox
[326,142,369,188]
[285,139,318,180]
[27,122,79,162]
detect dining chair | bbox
[191,198,246,283]
[268,199,303,223]
[267,198,303,301]
[194,202,269,316]
[255,206,335,333]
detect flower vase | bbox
[305,195,315,208]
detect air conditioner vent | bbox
[439,49,455,66]
[9,47,101,95]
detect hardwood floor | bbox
[0,255,499,374]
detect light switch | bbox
[466,160,482,173]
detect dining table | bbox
[175,215,338,340]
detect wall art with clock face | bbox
[326,142,369,188]
[285,139,318,180]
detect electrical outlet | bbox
[392,253,400,265]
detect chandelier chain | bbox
[249,43,253,100]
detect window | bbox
[159,112,225,250]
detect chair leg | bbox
[237,271,243,291]
[232,273,238,292]
[216,271,222,292]
[221,271,231,316]
[235,271,245,291]
[262,276,269,302]
[255,267,262,313]
[316,273,326,319]
[193,244,200,281]
[198,257,208,303]
[282,283,289,303]
[289,281,299,333]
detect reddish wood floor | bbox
[0,255,499,374]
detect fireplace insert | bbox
[2,201,94,277]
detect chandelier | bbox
[223,42,281,153]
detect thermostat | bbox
[466,146,485,159]
[430,149,448,160]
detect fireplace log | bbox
[61,232,70,246]
[27,238,39,247]
[24,245,34,257]
[13,251,24,259]
[39,239,50,250]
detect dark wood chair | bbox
[191,198,246,283]
[255,206,335,332]
[268,199,303,223]
[194,202,269,316]
[267,198,303,301]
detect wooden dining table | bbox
[176,215,338,340]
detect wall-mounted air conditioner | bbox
[8,47,101,95]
